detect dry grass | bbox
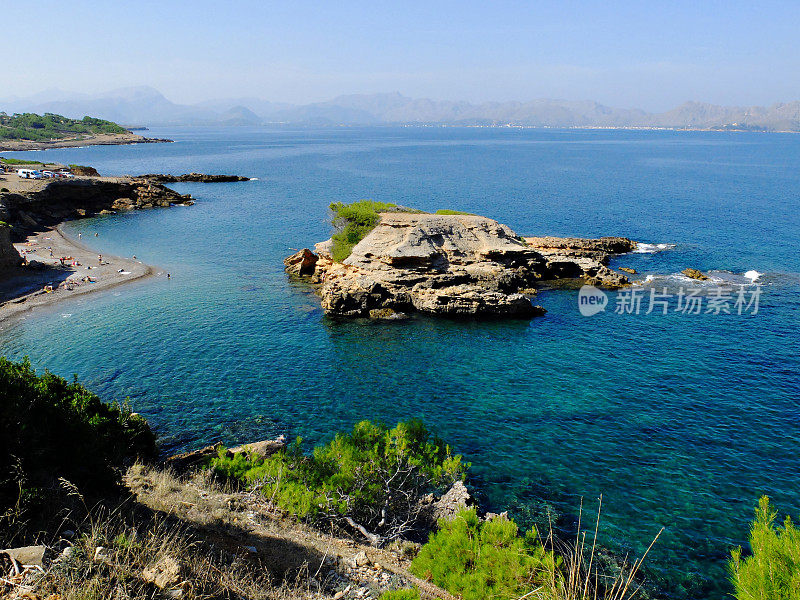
[5,474,319,600]
[29,510,312,600]
[527,496,663,600]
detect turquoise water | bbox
[1,127,799,598]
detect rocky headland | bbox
[285,211,636,318]
[0,178,193,236]
[0,132,172,152]
[137,173,251,183]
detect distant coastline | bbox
[0,131,172,152]
[395,123,797,133]
[7,87,800,131]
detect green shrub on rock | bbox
[410,508,558,600]
[730,495,800,599]
[329,199,399,262]
[434,209,475,215]
[0,357,156,515]
[211,419,465,544]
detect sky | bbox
[2,0,799,110]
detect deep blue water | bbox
[1,127,799,598]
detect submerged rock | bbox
[286,212,634,319]
[368,307,409,320]
[619,267,637,274]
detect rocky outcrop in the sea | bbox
[285,212,636,318]
[682,268,709,281]
[137,173,250,183]
[0,178,193,236]
[523,236,635,288]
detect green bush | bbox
[0,112,127,142]
[211,419,465,543]
[329,199,399,262]
[1,157,45,165]
[411,508,558,600]
[435,209,475,215]
[379,589,420,600]
[0,357,156,515]
[730,495,800,599]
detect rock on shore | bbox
[0,223,22,272]
[285,212,635,318]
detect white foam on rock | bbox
[744,270,762,282]
[633,243,676,254]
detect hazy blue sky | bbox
[3,0,799,109]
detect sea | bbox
[1,127,798,599]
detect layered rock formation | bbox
[286,212,635,318]
[523,236,635,287]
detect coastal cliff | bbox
[0,178,192,236]
[286,211,635,318]
[0,223,21,271]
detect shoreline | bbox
[0,132,172,152]
[0,224,159,323]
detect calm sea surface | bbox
[1,127,798,598]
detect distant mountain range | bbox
[3,86,800,131]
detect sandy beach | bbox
[0,226,158,321]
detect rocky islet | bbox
[286,211,637,318]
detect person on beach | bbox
[98,254,102,264]
[78,233,82,239]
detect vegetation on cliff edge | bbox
[0,357,156,526]
[329,199,400,261]
[411,508,559,600]
[328,201,480,261]
[211,419,465,544]
[434,209,475,215]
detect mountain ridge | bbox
[3,87,800,131]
